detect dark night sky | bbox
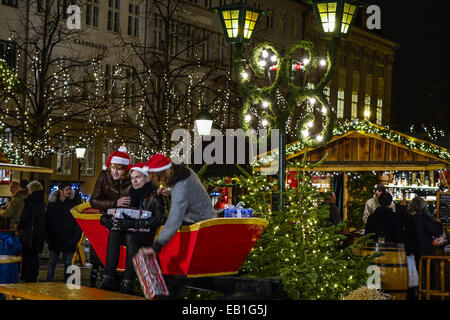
[359,1,450,134]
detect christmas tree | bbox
[238,165,378,300]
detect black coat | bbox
[131,182,166,235]
[365,206,405,244]
[45,190,82,253]
[405,213,442,265]
[18,190,46,253]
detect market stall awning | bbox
[0,163,53,174]
[255,121,450,173]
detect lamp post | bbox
[215,0,360,209]
[75,147,86,195]
[195,98,213,136]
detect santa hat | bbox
[103,145,131,171]
[144,154,172,172]
[130,162,148,176]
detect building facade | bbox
[0,0,398,197]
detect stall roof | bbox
[0,163,53,174]
[255,121,450,173]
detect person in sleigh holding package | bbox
[139,154,215,257]
[97,159,166,294]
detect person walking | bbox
[99,162,166,294]
[45,181,82,282]
[17,180,46,282]
[363,184,396,225]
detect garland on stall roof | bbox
[254,119,450,166]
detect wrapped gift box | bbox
[223,208,253,218]
[133,251,169,299]
[107,208,152,232]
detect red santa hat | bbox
[103,145,131,171]
[144,154,172,172]
[130,162,148,176]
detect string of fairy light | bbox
[255,119,450,167]
[234,173,363,299]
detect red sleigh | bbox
[70,203,268,277]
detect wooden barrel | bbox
[377,173,391,186]
[361,242,408,300]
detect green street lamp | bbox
[216,1,360,210]
[216,2,263,44]
[311,0,360,38]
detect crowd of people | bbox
[0,148,446,299]
[0,179,81,283]
[362,184,445,299]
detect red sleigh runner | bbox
[71,203,268,277]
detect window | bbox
[102,139,115,169]
[293,17,298,38]
[376,98,383,125]
[306,83,315,113]
[266,8,274,29]
[0,40,16,69]
[153,14,163,50]
[351,92,358,120]
[80,139,95,176]
[324,86,330,103]
[339,54,347,67]
[56,136,74,176]
[128,2,140,37]
[377,65,384,78]
[337,90,344,119]
[279,12,287,33]
[86,0,99,27]
[108,0,120,32]
[364,95,371,119]
[219,36,227,66]
[2,0,17,7]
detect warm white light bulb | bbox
[321,106,327,114]
[262,101,269,108]
[245,114,252,121]
[242,72,249,79]
[309,98,316,104]
[317,135,323,142]
[262,50,269,58]
[259,60,267,67]
[262,119,268,126]
[364,110,371,118]
[303,58,310,65]
[307,121,314,128]
[271,55,277,62]
[319,59,327,66]
[302,129,309,137]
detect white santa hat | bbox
[103,145,131,171]
[130,162,149,176]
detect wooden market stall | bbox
[255,121,450,222]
